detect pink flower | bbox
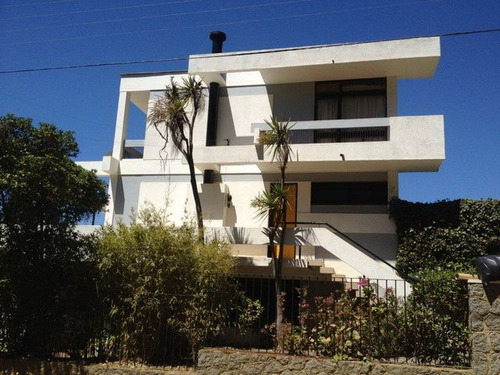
[358,278,369,287]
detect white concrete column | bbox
[388,170,399,200]
[102,157,120,225]
[112,91,131,160]
[104,174,117,225]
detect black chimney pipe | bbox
[210,31,226,54]
[205,31,226,148]
[204,32,226,183]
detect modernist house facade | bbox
[78,34,444,283]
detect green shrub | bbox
[405,270,470,365]
[273,283,404,362]
[96,207,252,365]
[390,198,500,277]
[388,198,499,367]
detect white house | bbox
[78,33,444,283]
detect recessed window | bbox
[315,78,387,120]
[311,182,388,213]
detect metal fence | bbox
[12,273,468,368]
[210,274,470,368]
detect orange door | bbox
[273,183,297,259]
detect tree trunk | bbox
[274,166,288,352]
[274,270,284,352]
[186,154,204,241]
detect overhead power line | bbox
[4,0,437,45]
[1,0,311,33]
[0,57,188,74]
[0,27,499,75]
[1,0,205,21]
[0,0,81,8]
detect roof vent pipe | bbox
[205,31,226,149]
[210,31,226,53]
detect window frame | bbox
[314,78,387,120]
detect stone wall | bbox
[197,348,472,375]
[0,360,194,375]
[468,281,500,375]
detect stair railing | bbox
[288,221,399,275]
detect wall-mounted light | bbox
[340,153,345,161]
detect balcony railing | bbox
[290,126,388,144]
[251,118,391,145]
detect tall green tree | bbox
[252,116,294,351]
[0,114,108,356]
[148,76,205,237]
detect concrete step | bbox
[319,266,335,274]
[308,259,324,268]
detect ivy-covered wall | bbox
[390,199,500,277]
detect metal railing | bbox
[290,126,388,144]
[289,221,399,274]
[214,273,470,367]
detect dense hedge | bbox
[390,198,500,278]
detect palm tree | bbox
[148,76,205,238]
[252,116,294,350]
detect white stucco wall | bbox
[217,87,273,146]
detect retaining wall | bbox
[468,281,500,375]
[197,348,472,375]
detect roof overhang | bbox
[188,37,440,85]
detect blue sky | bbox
[1,0,499,202]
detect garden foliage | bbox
[390,198,499,365]
[267,199,499,366]
[273,277,469,366]
[390,198,500,277]
[95,207,256,364]
[0,114,108,356]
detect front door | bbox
[271,183,298,259]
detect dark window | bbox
[315,78,387,120]
[311,182,388,206]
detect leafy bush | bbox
[388,198,499,367]
[269,282,404,362]
[265,277,469,366]
[390,198,500,277]
[406,270,470,365]
[95,207,254,365]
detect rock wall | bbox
[197,348,472,375]
[0,360,194,375]
[468,282,500,375]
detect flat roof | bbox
[189,36,441,85]
[121,70,187,78]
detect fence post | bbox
[468,280,500,375]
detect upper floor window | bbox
[315,78,387,120]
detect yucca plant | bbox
[148,76,205,238]
[252,116,294,351]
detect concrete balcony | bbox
[194,115,444,173]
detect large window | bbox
[315,78,387,120]
[311,182,388,213]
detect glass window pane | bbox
[341,95,386,119]
[317,98,339,120]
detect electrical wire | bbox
[1,0,206,21]
[0,0,81,9]
[0,57,188,74]
[1,28,499,75]
[2,0,448,45]
[1,0,312,33]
